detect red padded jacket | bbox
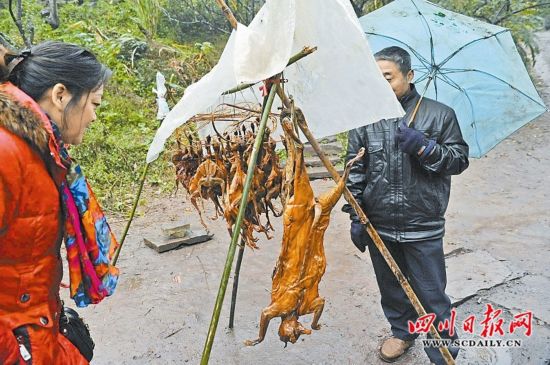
[0,82,87,364]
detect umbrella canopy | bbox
[360,0,548,157]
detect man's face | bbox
[377,60,413,99]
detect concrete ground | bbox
[66,32,550,364]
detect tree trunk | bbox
[47,0,59,29]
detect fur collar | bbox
[0,82,53,157]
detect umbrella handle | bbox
[407,74,434,127]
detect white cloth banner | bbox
[234,0,295,84]
[146,0,404,163]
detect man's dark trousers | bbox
[366,236,459,365]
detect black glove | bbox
[350,221,368,253]
[394,121,436,160]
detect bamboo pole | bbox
[215,0,238,30]
[215,3,317,330]
[225,51,318,329]
[222,51,316,332]
[228,239,246,329]
[221,47,317,96]
[201,84,278,365]
[276,85,455,365]
[111,162,149,266]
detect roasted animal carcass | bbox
[223,132,260,249]
[245,117,365,346]
[185,135,227,228]
[174,121,283,246]
[262,134,283,229]
[172,134,201,195]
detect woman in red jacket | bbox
[0,42,115,364]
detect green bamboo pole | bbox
[200,84,278,365]
[111,162,149,266]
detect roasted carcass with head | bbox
[245,111,365,346]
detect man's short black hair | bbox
[374,46,412,75]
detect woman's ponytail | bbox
[0,45,21,83]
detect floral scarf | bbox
[51,122,120,308]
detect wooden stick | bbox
[200,84,278,365]
[221,47,317,96]
[215,0,238,30]
[229,238,246,329]
[111,162,149,266]
[276,85,455,365]
[406,74,434,127]
[8,0,32,48]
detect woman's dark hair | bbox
[1,41,111,121]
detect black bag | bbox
[59,306,95,361]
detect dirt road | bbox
[69,32,550,365]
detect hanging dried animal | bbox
[172,105,284,248]
[244,115,365,346]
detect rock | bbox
[161,222,191,239]
[144,229,213,253]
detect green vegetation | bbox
[336,132,349,162]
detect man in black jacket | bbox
[343,46,469,364]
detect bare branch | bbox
[495,2,550,24]
[160,6,230,34]
[491,1,509,24]
[8,0,31,47]
[473,0,489,15]
[0,32,16,50]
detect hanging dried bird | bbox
[188,136,227,228]
[174,117,282,245]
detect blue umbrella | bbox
[360,0,548,157]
